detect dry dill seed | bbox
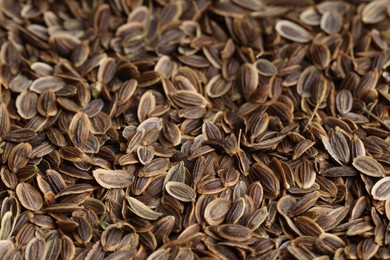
[0,0,388,259]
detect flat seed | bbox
[216,224,252,242]
[275,20,313,43]
[352,156,385,177]
[126,196,163,220]
[92,169,134,189]
[204,198,231,226]
[371,177,390,201]
[165,181,196,202]
[16,182,43,211]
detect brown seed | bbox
[330,131,350,165]
[300,7,321,26]
[362,0,388,24]
[205,74,232,98]
[204,198,231,226]
[254,59,278,76]
[8,142,32,173]
[294,159,316,189]
[225,197,246,224]
[100,225,124,252]
[216,224,252,242]
[25,238,45,260]
[165,181,196,202]
[61,235,75,260]
[37,90,57,117]
[372,177,390,201]
[30,76,65,93]
[140,158,169,177]
[138,91,156,122]
[320,11,342,34]
[92,169,134,189]
[170,90,209,108]
[293,139,316,160]
[15,91,38,119]
[136,145,154,165]
[352,156,385,177]
[126,196,163,220]
[16,182,43,211]
[68,112,90,150]
[250,162,280,199]
[310,42,330,69]
[336,89,353,115]
[4,128,37,142]
[245,207,267,231]
[275,20,313,43]
[240,63,258,100]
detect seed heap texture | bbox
[0,0,389,259]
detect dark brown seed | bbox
[16,91,38,119]
[217,224,252,242]
[8,143,32,173]
[16,182,43,211]
[294,159,316,189]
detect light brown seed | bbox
[320,11,342,34]
[372,177,390,201]
[336,89,353,115]
[165,181,196,202]
[204,198,231,226]
[275,20,313,43]
[136,145,154,165]
[30,76,65,93]
[126,196,163,220]
[138,91,156,122]
[68,112,90,150]
[300,7,321,26]
[205,74,232,98]
[362,0,388,24]
[92,169,134,189]
[25,238,45,260]
[330,131,350,165]
[352,156,385,177]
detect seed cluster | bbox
[0,0,389,259]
